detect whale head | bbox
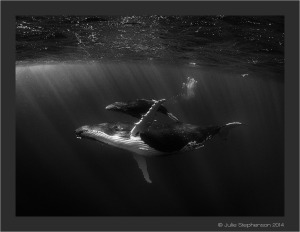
[75,122,157,183]
[75,122,159,156]
[75,122,132,140]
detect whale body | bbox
[75,121,242,155]
[105,99,179,121]
[76,99,244,183]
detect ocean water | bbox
[16,16,284,216]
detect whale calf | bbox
[76,99,243,183]
[105,98,179,121]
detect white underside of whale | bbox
[86,129,162,183]
[87,129,162,157]
[91,129,159,183]
[86,128,206,183]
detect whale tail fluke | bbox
[219,122,244,140]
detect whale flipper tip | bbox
[219,122,244,140]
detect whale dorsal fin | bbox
[130,99,166,137]
[133,155,151,183]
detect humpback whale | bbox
[105,99,179,121]
[76,99,243,183]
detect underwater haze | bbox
[16,16,284,216]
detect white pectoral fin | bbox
[167,112,179,122]
[130,99,166,137]
[133,155,152,183]
[219,122,244,140]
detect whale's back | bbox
[140,122,206,153]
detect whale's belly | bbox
[88,129,163,157]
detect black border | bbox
[1,1,299,231]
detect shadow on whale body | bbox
[75,99,244,183]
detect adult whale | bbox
[105,98,179,121]
[75,99,243,183]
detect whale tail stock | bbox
[219,122,244,141]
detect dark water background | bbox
[16,16,284,216]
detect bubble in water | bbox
[181,76,198,100]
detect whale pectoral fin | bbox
[219,122,244,140]
[167,112,180,122]
[130,99,166,137]
[133,155,152,183]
